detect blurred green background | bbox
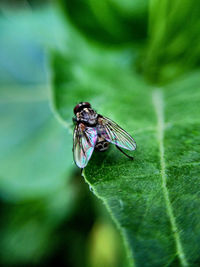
[0,0,200,266]
[0,1,129,266]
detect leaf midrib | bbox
[152,89,188,267]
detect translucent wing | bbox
[73,124,97,168]
[97,116,136,151]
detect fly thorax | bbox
[77,108,98,125]
[97,124,108,137]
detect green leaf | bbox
[51,43,200,266]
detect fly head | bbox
[74,102,98,125]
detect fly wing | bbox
[73,124,97,168]
[97,116,136,151]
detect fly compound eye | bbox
[74,104,81,115]
[83,102,91,107]
[74,102,91,115]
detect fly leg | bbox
[115,145,134,160]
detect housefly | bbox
[73,102,136,171]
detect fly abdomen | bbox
[95,140,109,152]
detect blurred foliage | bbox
[0,0,50,9]
[1,0,200,266]
[59,0,200,84]
[59,0,148,44]
[143,0,200,83]
[0,6,128,267]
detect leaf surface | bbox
[51,43,200,266]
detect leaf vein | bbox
[153,89,188,267]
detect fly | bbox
[73,102,136,172]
